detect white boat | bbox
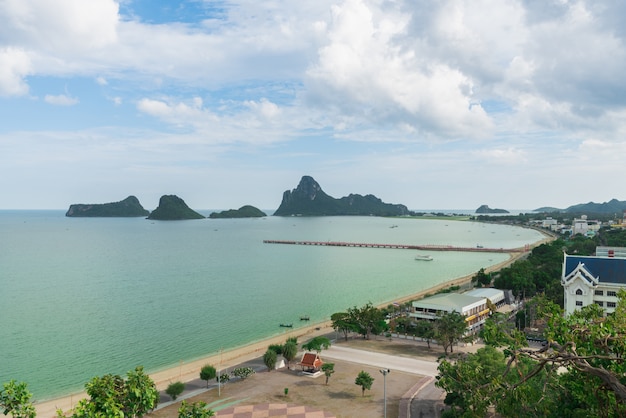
[415,254,433,261]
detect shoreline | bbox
[35,230,554,417]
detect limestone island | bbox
[273,175,410,216]
[475,204,509,214]
[209,205,266,218]
[66,196,150,217]
[147,195,205,220]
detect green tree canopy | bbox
[301,336,331,354]
[178,400,215,418]
[354,371,374,397]
[331,312,357,341]
[434,311,468,354]
[282,341,298,370]
[347,302,385,340]
[321,363,335,386]
[166,382,185,401]
[436,291,626,417]
[60,366,157,418]
[199,365,216,388]
[0,380,36,418]
[263,349,277,372]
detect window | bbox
[595,301,604,307]
[575,301,583,306]
[575,289,583,295]
[608,291,617,297]
[607,302,617,308]
[595,290,604,296]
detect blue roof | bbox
[565,256,626,285]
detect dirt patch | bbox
[147,337,442,418]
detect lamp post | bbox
[379,368,390,418]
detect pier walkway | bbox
[263,239,527,253]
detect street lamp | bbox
[379,368,390,418]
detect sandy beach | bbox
[35,229,553,417]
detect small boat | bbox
[279,323,293,328]
[300,315,310,321]
[415,254,433,261]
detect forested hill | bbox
[66,196,149,217]
[535,198,626,214]
[273,176,410,216]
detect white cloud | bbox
[305,0,493,140]
[0,47,32,96]
[0,0,119,52]
[44,94,79,106]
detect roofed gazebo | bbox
[298,352,323,374]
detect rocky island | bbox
[209,205,266,218]
[273,175,410,216]
[65,196,150,217]
[147,195,205,220]
[475,204,509,214]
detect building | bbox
[572,215,601,237]
[561,251,626,315]
[464,288,506,308]
[410,293,490,333]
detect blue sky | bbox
[2,0,626,211]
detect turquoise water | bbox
[0,211,544,401]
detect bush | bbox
[166,381,185,400]
[232,367,255,380]
[216,373,230,384]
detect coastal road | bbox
[322,345,439,376]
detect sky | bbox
[2,0,626,211]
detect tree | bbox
[471,268,491,287]
[216,373,230,384]
[435,292,626,417]
[348,302,385,340]
[0,380,36,418]
[434,311,468,354]
[232,367,255,380]
[199,365,217,388]
[354,371,374,397]
[74,373,126,417]
[331,312,356,341]
[178,400,215,418]
[436,345,508,417]
[166,382,185,401]
[414,320,435,349]
[301,336,331,354]
[61,366,157,418]
[125,366,158,417]
[282,341,298,370]
[321,363,335,386]
[479,312,525,348]
[263,349,277,371]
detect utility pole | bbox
[379,368,390,418]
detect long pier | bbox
[263,239,527,253]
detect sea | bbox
[0,210,545,401]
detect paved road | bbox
[322,345,439,376]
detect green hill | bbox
[273,176,410,216]
[66,196,150,217]
[209,205,267,218]
[147,195,205,220]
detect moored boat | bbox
[415,254,433,261]
[280,323,293,327]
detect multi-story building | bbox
[410,292,491,333]
[561,249,626,315]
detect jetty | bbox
[263,240,528,253]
